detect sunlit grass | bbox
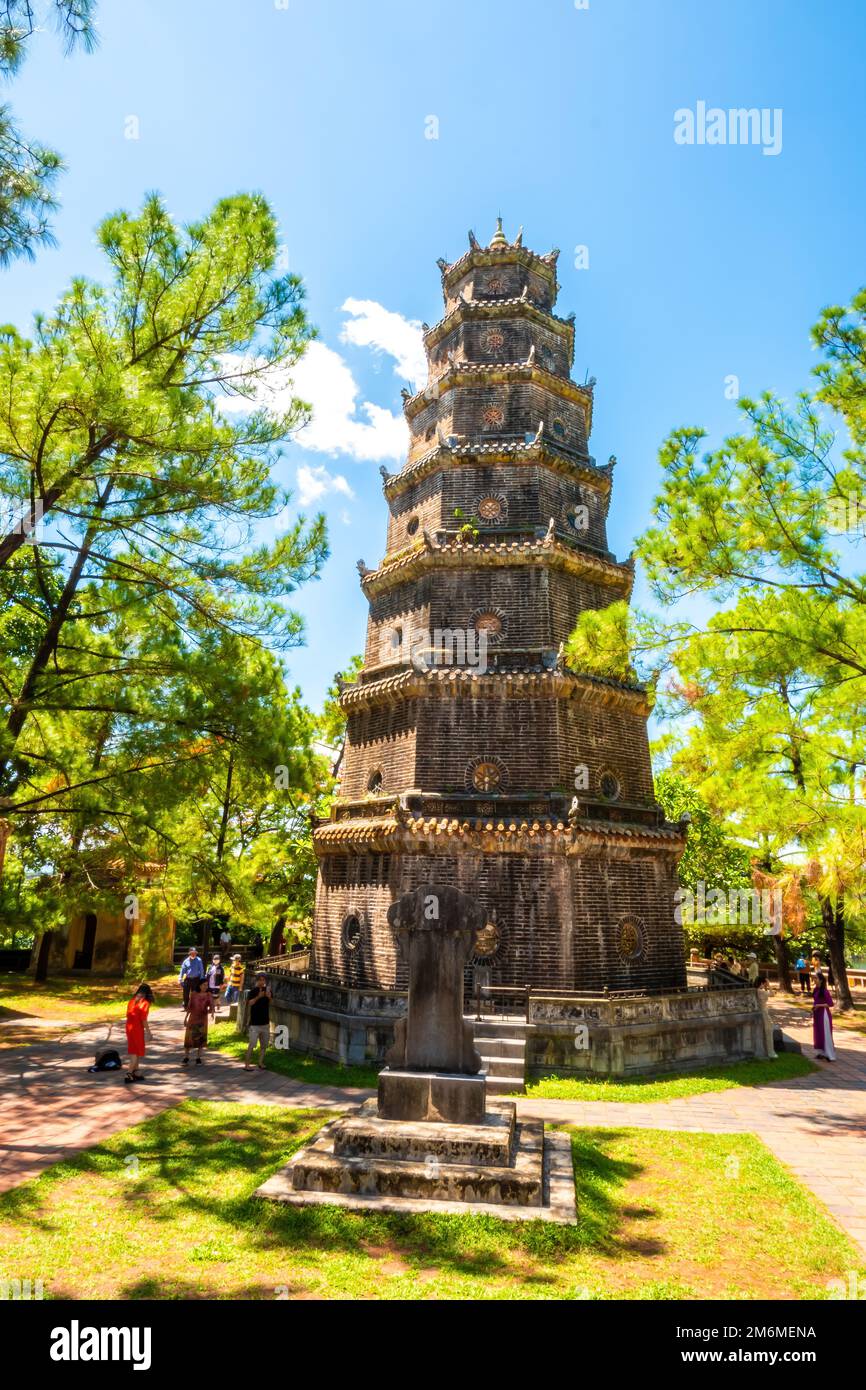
[208,1021,379,1089]
[521,1052,815,1102]
[0,1101,858,1301]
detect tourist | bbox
[219,925,231,951]
[224,953,244,1007]
[729,956,742,977]
[183,977,215,1065]
[125,983,154,1084]
[795,953,811,995]
[812,971,836,1061]
[245,972,272,1071]
[756,976,777,1059]
[746,952,759,984]
[206,954,225,1014]
[179,946,205,1009]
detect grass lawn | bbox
[0,971,178,1023]
[521,1053,816,1102]
[0,1100,859,1300]
[208,1021,379,1089]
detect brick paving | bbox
[0,1007,372,1194]
[0,997,863,1261]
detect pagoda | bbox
[310,220,688,998]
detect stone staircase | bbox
[469,1016,528,1096]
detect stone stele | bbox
[378,883,485,1123]
[255,883,576,1223]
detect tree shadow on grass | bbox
[0,1105,662,1296]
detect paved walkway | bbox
[0,999,863,1259]
[0,1008,372,1194]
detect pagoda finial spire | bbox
[489,216,508,249]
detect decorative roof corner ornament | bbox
[534,419,545,443]
[565,310,576,324]
[520,283,529,301]
[437,257,449,273]
[526,344,536,366]
[436,424,450,450]
[422,528,435,550]
[548,247,561,263]
[608,453,618,469]
[624,551,636,572]
[544,516,556,544]
[421,321,430,332]
[333,671,347,693]
[400,386,411,401]
[679,811,692,827]
[587,375,597,389]
[555,641,567,672]
[356,559,372,577]
[379,464,392,484]
[468,229,480,250]
[446,348,456,365]
[568,795,582,826]
[513,225,524,247]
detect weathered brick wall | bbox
[415,694,561,793]
[557,700,656,803]
[385,463,609,554]
[431,318,569,378]
[444,261,555,314]
[547,568,619,644]
[450,384,587,455]
[312,847,685,994]
[365,581,431,667]
[342,701,418,798]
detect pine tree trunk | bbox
[1,484,113,793]
[821,896,853,1011]
[772,932,794,993]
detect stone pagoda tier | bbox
[310,220,688,996]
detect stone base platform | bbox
[378,1068,486,1123]
[255,1100,576,1224]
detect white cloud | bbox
[296,463,355,508]
[217,297,425,464]
[291,340,409,461]
[340,298,427,391]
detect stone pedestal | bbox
[377,1070,486,1124]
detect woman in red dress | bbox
[125,983,154,1083]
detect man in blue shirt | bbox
[179,947,205,1009]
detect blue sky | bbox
[3,0,865,709]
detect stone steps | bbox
[284,1105,545,1208]
[468,1015,529,1096]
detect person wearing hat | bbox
[224,953,244,1007]
[746,952,759,984]
[178,945,205,1010]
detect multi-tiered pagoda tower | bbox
[310,221,687,997]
